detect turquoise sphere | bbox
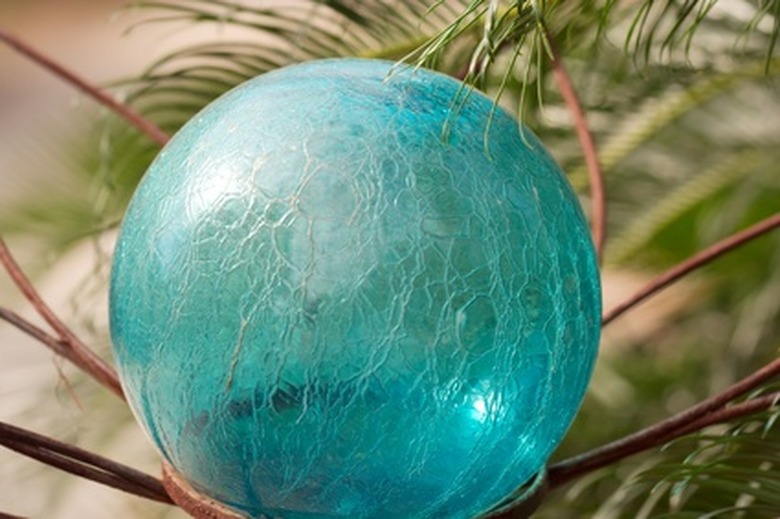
[110,59,600,518]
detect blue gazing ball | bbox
[109,59,601,518]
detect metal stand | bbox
[161,462,246,519]
[483,469,549,518]
[161,461,548,519]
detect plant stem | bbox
[671,391,780,438]
[0,239,124,399]
[603,212,780,326]
[546,29,607,261]
[0,28,169,147]
[0,421,173,504]
[0,306,70,357]
[548,357,780,489]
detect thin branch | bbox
[0,306,69,357]
[0,239,124,399]
[0,421,173,504]
[603,212,780,326]
[671,391,780,438]
[5,440,169,503]
[0,512,28,519]
[0,28,169,147]
[0,305,92,405]
[548,357,780,489]
[545,27,607,261]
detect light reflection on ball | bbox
[110,59,601,518]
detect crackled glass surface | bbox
[110,59,601,518]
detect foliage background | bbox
[0,1,778,517]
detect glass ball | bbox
[110,58,601,518]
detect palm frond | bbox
[6,0,780,249]
[623,0,780,67]
[123,0,478,135]
[567,58,779,191]
[630,407,780,517]
[0,113,155,249]
[604,149,767,266]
